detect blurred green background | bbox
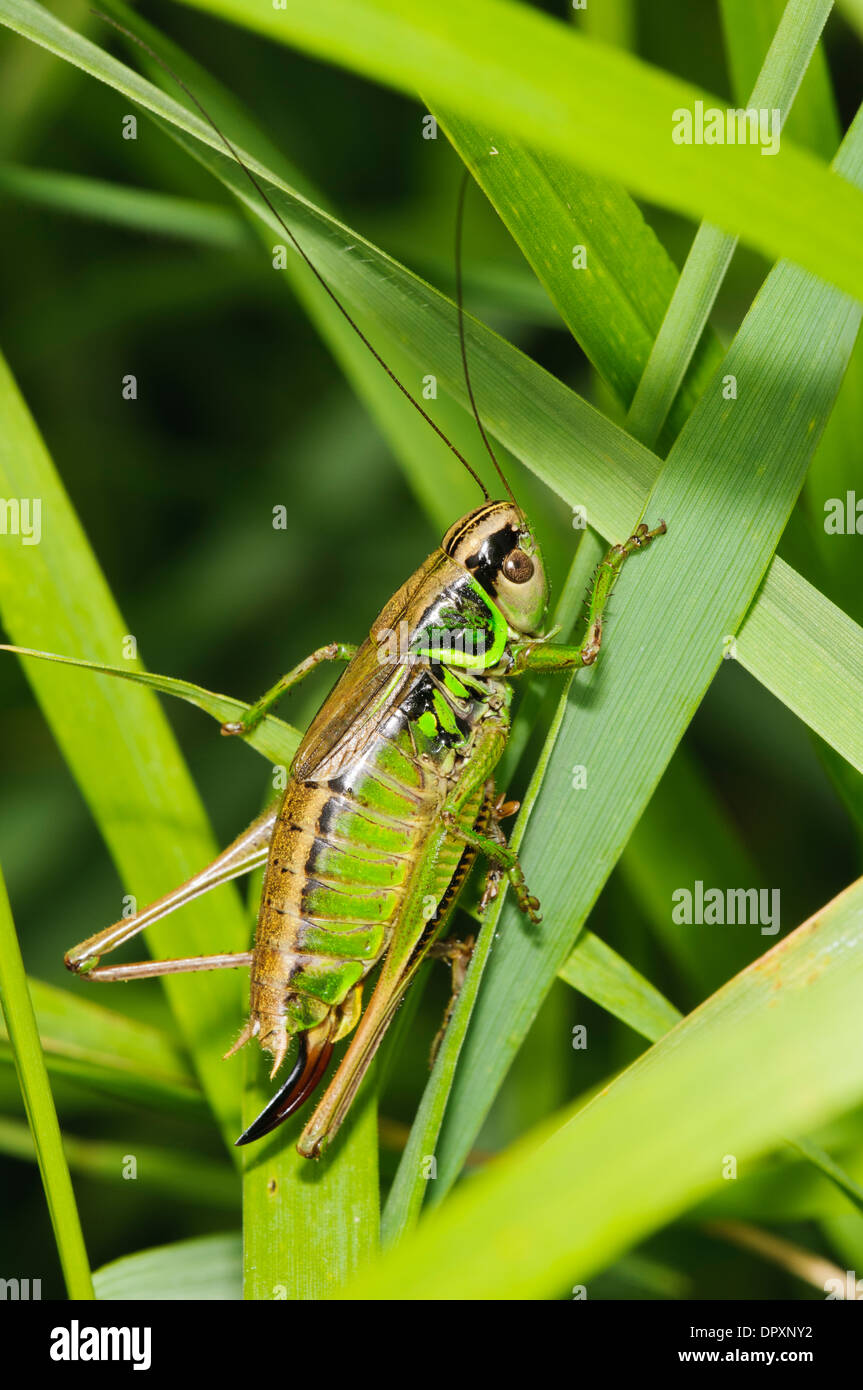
[0,0,861,1298]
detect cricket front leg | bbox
[221,641,357,737]
[511,519,666,674]
[65,802,278,977]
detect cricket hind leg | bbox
[220,641,357,738]
[427,934,475,1068]
[65,802,278,978]
[477,792,522,915]
[77,952,254,983]
[427,791,532,1066]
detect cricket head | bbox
[443,500,548,636]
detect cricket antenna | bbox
[90,9,491,502]
[455,167,516,505]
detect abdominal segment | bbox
[246,716,438,1073]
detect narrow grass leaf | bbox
[93,1232,241,1300]
[0,644,301,767]
[172,0,863,301]
[626,0,834,446]
[788,1136,863,1215]
[436,107,722,440]
[0,976,204,1114]
[722,0,840,159]
[0,161,249,246]
[0,1116,238,1209]
[432,107,863,1196]
[735,558,863,773]
[340,877,863,1298]
[2,0,857,778]
[0,869,93,1298]
[558,932,682,1043]
[0,347,249,1145]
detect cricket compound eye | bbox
[502,548,534,584]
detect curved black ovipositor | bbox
[234,1033,335,1146]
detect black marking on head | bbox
[463,524,520,596]
[443,503,501,557]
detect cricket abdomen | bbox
[247,715,441,1070]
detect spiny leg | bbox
[65,803,277,976]
[478,794,520,915]
[511,519,666,675]
[441,789,541,924]
[79,951,253,984]
[427,935,475,1068]
[221,641,357,737]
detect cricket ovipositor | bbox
[6,14,666,1160]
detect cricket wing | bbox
[291,547,454,781]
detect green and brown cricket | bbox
[5,21,665,1160]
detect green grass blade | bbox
[0,347,249,1145]
[626,0,833,446]
[625,222,739,447]
[339,877,863,1298]
[171,0,863,301]
[93,1232,241,1300]
[788,1137,863,1215]
[2,0,858,778]
[431,106,863,1198]
[241,1054,380,1298]
[556,938,863,1217]
[723,0,840,159]
[380,538,598,1242]
[96,0,313,192]
[237,863,379,1302]
[734,558,863,772]
[0,161,248,245]
[436,107,722,441]
[0,644,301,767]
[0,977,204,1114]
[558,932,682,1043]
[380,531,605,1247]
[0,1116,238,1210]
[0,869,93,1298]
